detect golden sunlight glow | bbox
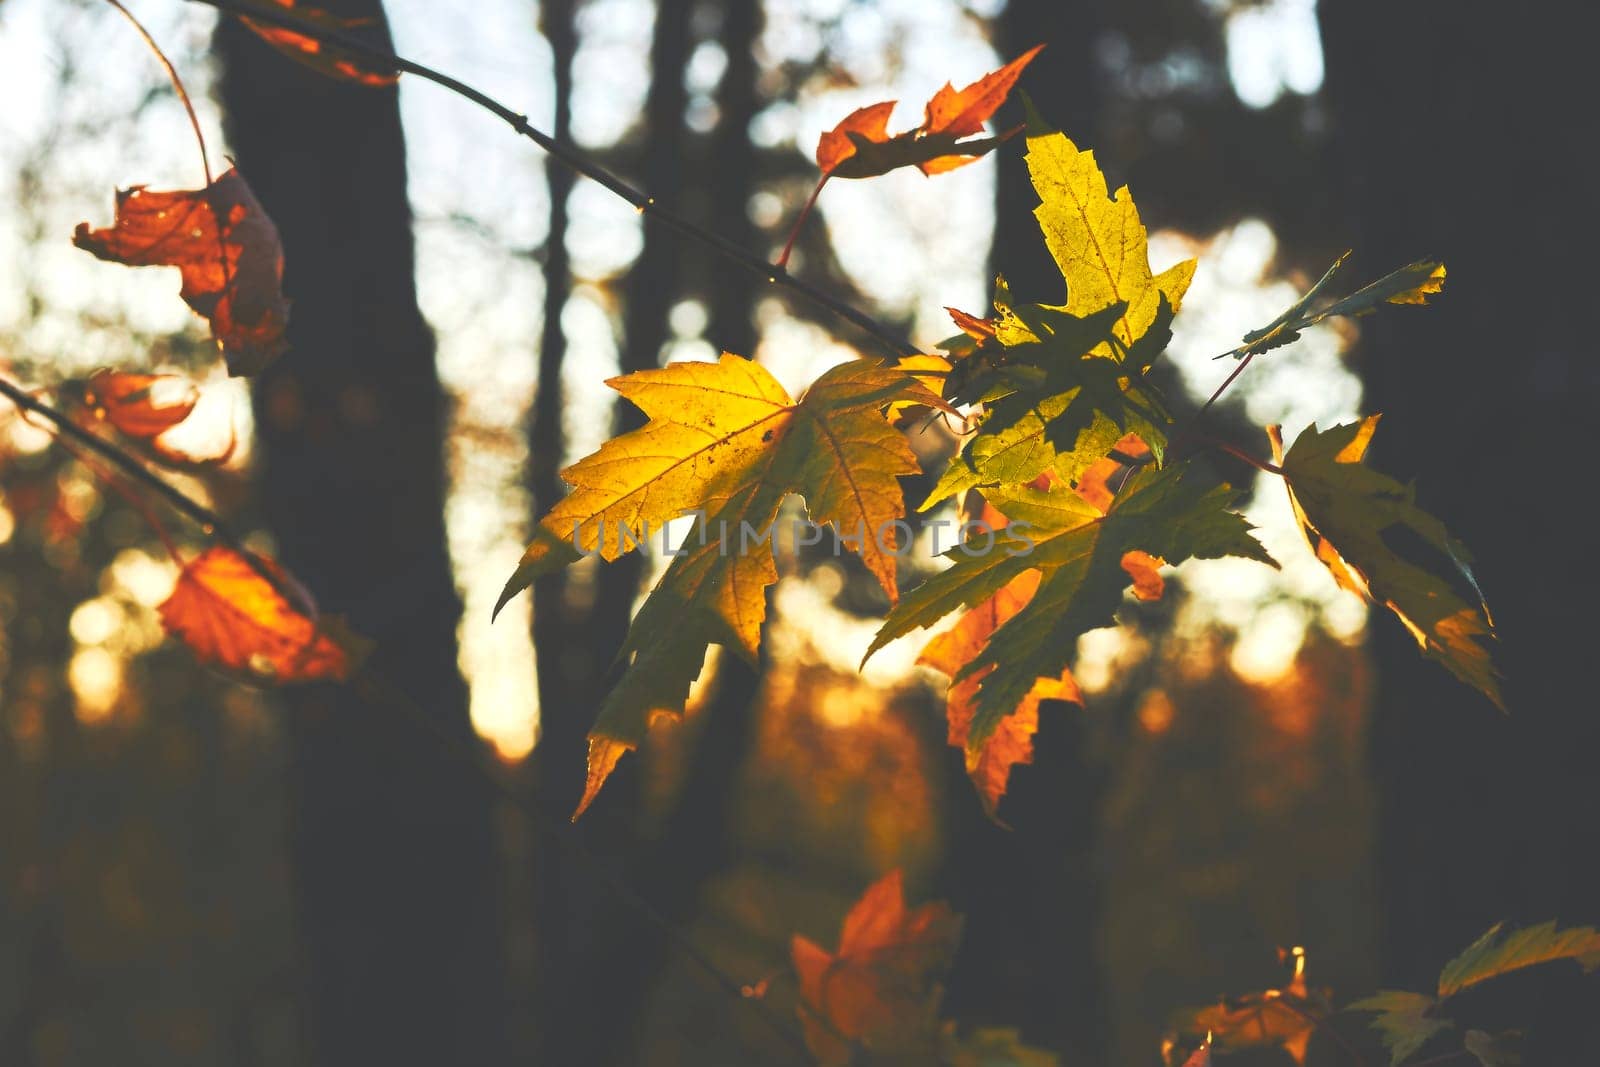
[69,645,124,724]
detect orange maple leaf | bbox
[816,45,1043,179]
[70,370,237,469]
[74,168,290,376]
[159,547,365,684]
[790,869,963,1066]
[80,370,198,439]
[236,0,399,87]
[779,46,1042,269]
[918,498,1082,820]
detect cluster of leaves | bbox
[784,869,1058,1065]
[9,1,394,686]
[1164,921,1600,1065]
[789,876,1598,1066]
[0,15,1562,1066]
[501,51,1490,820]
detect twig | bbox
[0,374,300,607]
[193,0,922,360]
[105,0,213,184]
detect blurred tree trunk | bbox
[932,2,1108,1060]
[527,1,696,1062]
[214,5,510,1064]
[1320,3,1599,1054]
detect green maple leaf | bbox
[1350,921,1595,1065]
[1347,991,1453,1066]
[1436,920,1600,997]
[1270,416,1503,709]
[872,461,1273,750]
[1229,252,1446,359]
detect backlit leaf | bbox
[78,370,198,438]
[68,370,237,469]
[1348,990,1453,1066]
[1270,417,1503,709]
[159,547,367,684]
[875,461,1272,750]
[235,0,400,87]
[918,498,1082,821]
[790,869,962,1066]
[74,168,290,375]
[926,118,1194,507]
[1435,920,1600,998]
[1230,253,1446,359]
[1174,949,1328,1065]
[816,45,1042,179]
[495,354,945,816]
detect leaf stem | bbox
[195,0,920,359]
[1201,435,1283,477]
[105,0,213,184]
[776,174,827,271]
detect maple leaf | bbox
[1351,921,1597,1066]
[1228,253,1447,359]
[816,45,1043,179]
[1173,948,1329,1065]
[926,115,1195,507]
[1269,417,1503,709]
[76,370,197,438]
[918,496,1082,821]
[1435,920,1600,997]
[1348,991,1454,1066]
[159,546,368,684]
[790,869,963,1066]
[235,0,399,87]
[74,168,290,376]
[874,461,1273,751]
[494,354,945,816]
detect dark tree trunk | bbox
[530,0,578,772]
[214,5,510,1063]
[933,2,1109,1060]
[1319,2,1599,1054]
[527,2,696,1062]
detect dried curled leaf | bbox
[817,45,1042,179]
[236,0,399,87]
[79,370,198,438]
[159,546,365,684]
[74,168,290,375]
[790,869,963,1065]
[70,370,237,469]
[1270,417,1503,708]
[1172,948,1329,1065]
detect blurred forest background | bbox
[0,0,1595,1064]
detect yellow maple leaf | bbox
[496,353,944,815]
[1022,125,1197,355]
